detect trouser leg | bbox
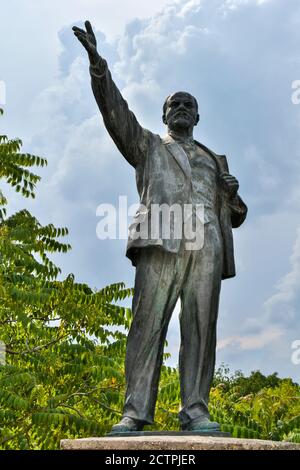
[123,246,189,424]
[178,221,223,426]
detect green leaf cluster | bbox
[208,364,300,442]
[0,111,130,448]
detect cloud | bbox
[222,0,272,11]
[177,0,203,17]
[264,227,300,326]
[217,325,283,351]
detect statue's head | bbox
[162,92,199,132]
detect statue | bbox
[73,21,247,433]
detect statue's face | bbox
[163,92,199,131]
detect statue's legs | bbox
[122,220,223,427]
[123,245,192,424]
[178,220,223,428]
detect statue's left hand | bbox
[219,172,239,198]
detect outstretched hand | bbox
[72,20,100,65]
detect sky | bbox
[1,0,300,382]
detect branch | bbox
[90,397,122,416]
[56,404,85,419]
[5,333,70,355]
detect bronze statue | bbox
[73,21,247,433]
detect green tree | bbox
[209,365,300,441]
[0,109,132,449]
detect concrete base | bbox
[61,435,300,450]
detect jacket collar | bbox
[162,134,229,176]
[162,134,191,178]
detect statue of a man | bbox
[73,21,247,433]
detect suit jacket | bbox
[90,63,247,280]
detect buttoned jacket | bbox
[91,65,247,279]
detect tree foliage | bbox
[209,364,300,441]
[0,110,132,449]
[0,109,299,448]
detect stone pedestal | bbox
[61,435,300,450]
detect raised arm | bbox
[72,21,150,168]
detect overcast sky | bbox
[1,0,300,381]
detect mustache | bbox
[173,111,191,118]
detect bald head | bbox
[162,91,199,135]
[163,92,198,116]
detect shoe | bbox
[182,416,221,432]
[110,416,144,434]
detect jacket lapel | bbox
[194,139,229,174]
[162,135,191,179]
[162,135,230,181]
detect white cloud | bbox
[177,0,203,17]
[217,326,283,351]
[243,145,280,191]
[264,227,300,316]
[223,0,272,10]
[0,0,172,140]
